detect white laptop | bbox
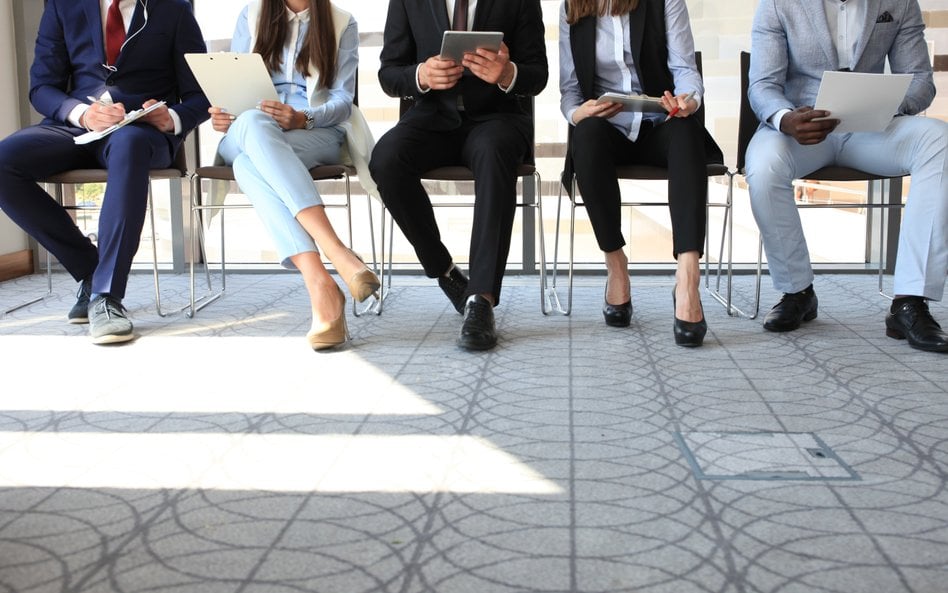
[185,52,279,115]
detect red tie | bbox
[452,0,468,31]
[105,0,126,66]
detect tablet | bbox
[596,92,667,113]
[439,31,503,63]
[184,52,279,115]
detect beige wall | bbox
[0,0,27,257]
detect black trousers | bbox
[369,113,530,305]
[569,116,707,258]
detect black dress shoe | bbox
[438,266,469,314]
[763,286,818,332]
[458,295,497,351]
[885,297,948,353]
[603,299,633,327]
[673,287,707,347]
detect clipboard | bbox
[596,92,667,113]
[184,52,279,115]
[814,71,912,133]
[439,31,503,63]
[74,101,167,145]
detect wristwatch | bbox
[303,109,315,130]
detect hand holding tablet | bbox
[439,31,503,63]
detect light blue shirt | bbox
[231,5,357,128]
[558,0,702,141]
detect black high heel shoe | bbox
[672,285,707,347]
[603,281,633,327]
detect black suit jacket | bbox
[378,0,548,131]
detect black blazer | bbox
[378,0,548,131]
[563,0,724,187]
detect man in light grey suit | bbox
[745,0,948,353]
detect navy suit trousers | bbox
[0,123,174,299]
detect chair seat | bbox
[614,162,729,181]
[419,164,536,181]
[195,164,355,183]
[802,166,895,183]
[41,168,184,184]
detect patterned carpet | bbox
[1,271,946,593]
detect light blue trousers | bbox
[217,109,345,268]
[745,115,948,300]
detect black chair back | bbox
[736,51,760,173]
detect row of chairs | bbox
[3,52,906,321]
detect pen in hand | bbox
[664,90,696,122]
[86,95,114,106]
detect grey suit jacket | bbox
[748,0,934,125]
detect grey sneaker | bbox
[67,278,92,324]
[88,295,134,345]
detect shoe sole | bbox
[763,309,817,332]
[68,317,89,325]
[91,332,135,345]
[457,338,497,351]
[604,317,631,328]
[885,326,948,352]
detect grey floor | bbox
[1,270,946,593]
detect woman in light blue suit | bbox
[209,0,379,351]
[745,0,948,353]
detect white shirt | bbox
[445,0,476,30]
[99,0,135,34]
[823,0,865,71]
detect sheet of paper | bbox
[814,71,912,133]
[74,101,167,145]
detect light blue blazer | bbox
[748,0,934,124]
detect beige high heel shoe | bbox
[307,285,349,351]
[344,249,381,303]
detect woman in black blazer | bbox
[559,0,723,347]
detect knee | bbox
[368,135,405,184]
[230,109,273,136]
[918,120,948,162]
[572,117,612,147]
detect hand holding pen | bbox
[82,94,126,131]
[662,90,697,122]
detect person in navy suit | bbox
[368,0,548,352]
[0,0,209,344]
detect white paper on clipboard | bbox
[814,71,912,133]
[184,52,279,115]
[74,101,167,145]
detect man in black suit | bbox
[369,0,548,351]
